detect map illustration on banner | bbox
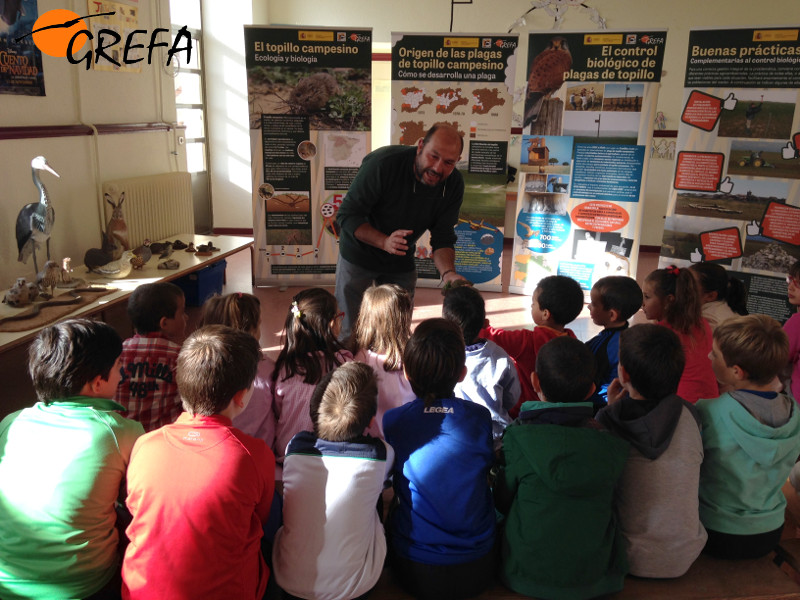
[391,32,518,291]
[661,27,800,323]
[512,31,666,296]
[245,26,372,285]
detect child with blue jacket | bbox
[585,275,643,403]
[384,318,496,600]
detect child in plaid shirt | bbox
[114,282,188,431]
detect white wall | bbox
[0,0,185,287]
[202,0,256,231]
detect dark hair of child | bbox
[592,276,643,322]
[127,281,184,333]
[535,336,596,403]
[200,292,261,334]
[790,259,800,281]
[28,318,122,404]
[349,284,412,371]
[645,266,704,335]
[177,325,260,416]
[619,324,685,400]
[689,263,748,316]
[310,362,378,442]
[442,285,485,345]
[714,314,789,385]
[403,318,465,406]
[273,287,346,386]
[536,275,585,325]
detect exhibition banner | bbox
[245,26,372,285]
[512,30,666,295]
[660,27,800,322]
[391,32,518,291]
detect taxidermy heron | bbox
[16,156,60,273]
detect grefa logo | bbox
[16,8,191,70]
[639,35,665,45]
[349,33,371,43]
[494,39,517,49]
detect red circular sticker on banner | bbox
[570,201,630,233]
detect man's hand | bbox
[442,270,468,285]
[382,229,413,255]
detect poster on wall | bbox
[390,32,518,291]
[245,26,372,285]
[660,27,800,323]
[511,30,666,296]
[87,0,141,72]
[0,0,45,95]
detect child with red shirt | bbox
[122,325,275,600]
[481,275,584,415]
[642,266,717,403]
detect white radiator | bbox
[102,172,194,249]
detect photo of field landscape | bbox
[674,177,789,222]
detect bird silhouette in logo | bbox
[524,36,573,128]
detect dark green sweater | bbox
[496,401,630,600]
[335,145,464,273]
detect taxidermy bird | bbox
[524,36,573,127]
[90,250,135,279]
[37,260,61,298]
[146,239,173,259]
[16,156,60,273]
[132,242,153,264]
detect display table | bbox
[0,234,253,353]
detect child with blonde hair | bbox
[642,266,717,402]
[699,314,800,559]
[272,288,352,477]
[273,362,394,600]
[200,292,276,448]
[349,284,415,438]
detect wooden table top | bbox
[0,234,253,353]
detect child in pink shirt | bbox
[272,288,352,477]
[784,260,800,402]
[348,284,415,438]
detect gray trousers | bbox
[334,254,417,340]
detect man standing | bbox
[335,123,467,337]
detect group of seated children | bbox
[2,256,800,600]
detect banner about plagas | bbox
[660,26,800,323]
[245,26,372,285]
[512,30,666,296]
[390,32,518,291]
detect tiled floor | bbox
[212,246,660,359]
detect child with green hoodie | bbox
[495,336,629,600]
[698,314,800,559]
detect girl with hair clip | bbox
[272,288,352,477]
[643,265,718,403]
[349,284,416,438]
[199,293,276,448]
[689,262,748,331]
